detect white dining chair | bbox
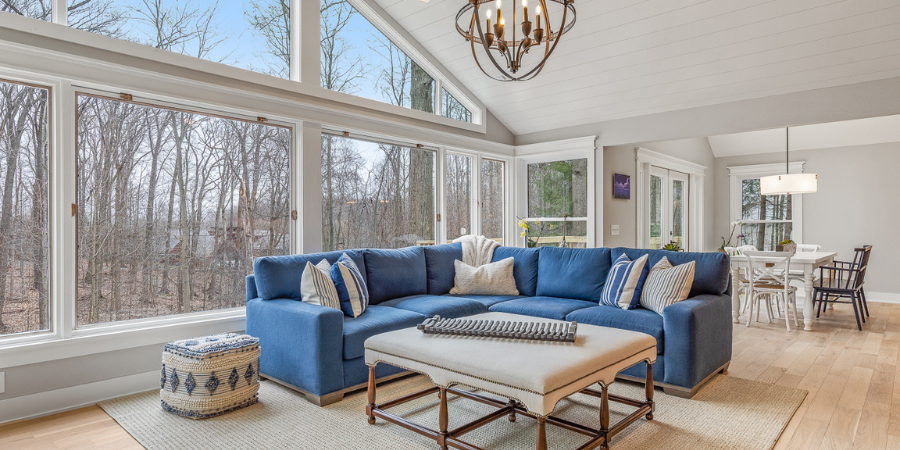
[744,250,799,331]
[726,246,758,315]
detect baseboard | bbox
[0,370,158,425]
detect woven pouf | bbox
[160,333,261,419]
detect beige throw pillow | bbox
[449,258,519,296]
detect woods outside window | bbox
[75,93,291,326]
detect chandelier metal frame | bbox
[456,0,576,82]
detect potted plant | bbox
[663,241,681,251]
[517,218,554,248]
[719,221,743,253]
[776,239,796,252]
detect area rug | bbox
[100,374,805,450]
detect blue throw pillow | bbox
[331,253,370,318]
[600,253,650,309]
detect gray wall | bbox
[714,143,900,294]
[603,137,717,251]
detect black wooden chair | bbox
[813,246,872,330]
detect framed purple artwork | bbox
[613,173,630,199]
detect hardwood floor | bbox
[1,301,898,449]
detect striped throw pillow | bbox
[639,257,695,315]
[600,253,649,309]
[300,259,340,310]
[331,253,370,318]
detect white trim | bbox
[727,162,805,177]
[636,148,706,176]
[515,136,598,156]
[0,310,245,369]
[0,370,158,425]
[635,148,706,251]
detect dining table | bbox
[729,251,838,331]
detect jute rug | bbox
[100,374,805,449]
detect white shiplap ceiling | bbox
[708,114,900,157]
[372,0,900,136]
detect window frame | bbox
[0,71,303,361]
[515,144,596,249]
[0,73,56,343]
[728,162,805,248]
[0,0,486,133]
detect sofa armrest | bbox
[246,275,258,302]
[662,293,733,389]
[246,298,344,396]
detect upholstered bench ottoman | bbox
[160,333,261,419]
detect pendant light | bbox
[760,128,817,195]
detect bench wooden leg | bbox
[366,366,376,425]
[646,362,655,421]
[439,387,449,450]
[600,384,610,450]
[536,416,547,450]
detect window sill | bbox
[0,308,246,369]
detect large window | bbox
[76,93,291,326]
[63,0,290,78]
[320,0,472,123]
[524,158,588,248]
[0,80,50,336]
[729,163,803,251]
[739,179,793,251]
[321,133,435,250]
[445,153,471,242]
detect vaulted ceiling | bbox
[374,0,900,136]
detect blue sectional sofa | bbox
[246,244,732,406]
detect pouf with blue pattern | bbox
[160,333,261,419]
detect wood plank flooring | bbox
[1,301,898,449]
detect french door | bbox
[649,167,689,250]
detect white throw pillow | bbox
[300,259,341,310]
[449,257,519,296]
[639,257,695,315]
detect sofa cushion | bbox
[300,260,341,309]
[565,305,665,354]
[612,248,729,297]
[449,294,526,307]
[342,305,425,360]
[488,296,598,320]
[253,250,365,300]
[332,254,370,318]
[492,247,541,296]
[600,253,649,309]
[364,247,427,305]
[450,258,519,296]
[536,247,612,301]
[640,257,695,315]
[424,243,462,295]
[379,295,488,318]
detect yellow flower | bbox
[534,219,541,225]
[520,231,527,238]
[548,224,554,230]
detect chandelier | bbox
[456,0,576,82]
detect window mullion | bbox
[52,0,67,25]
